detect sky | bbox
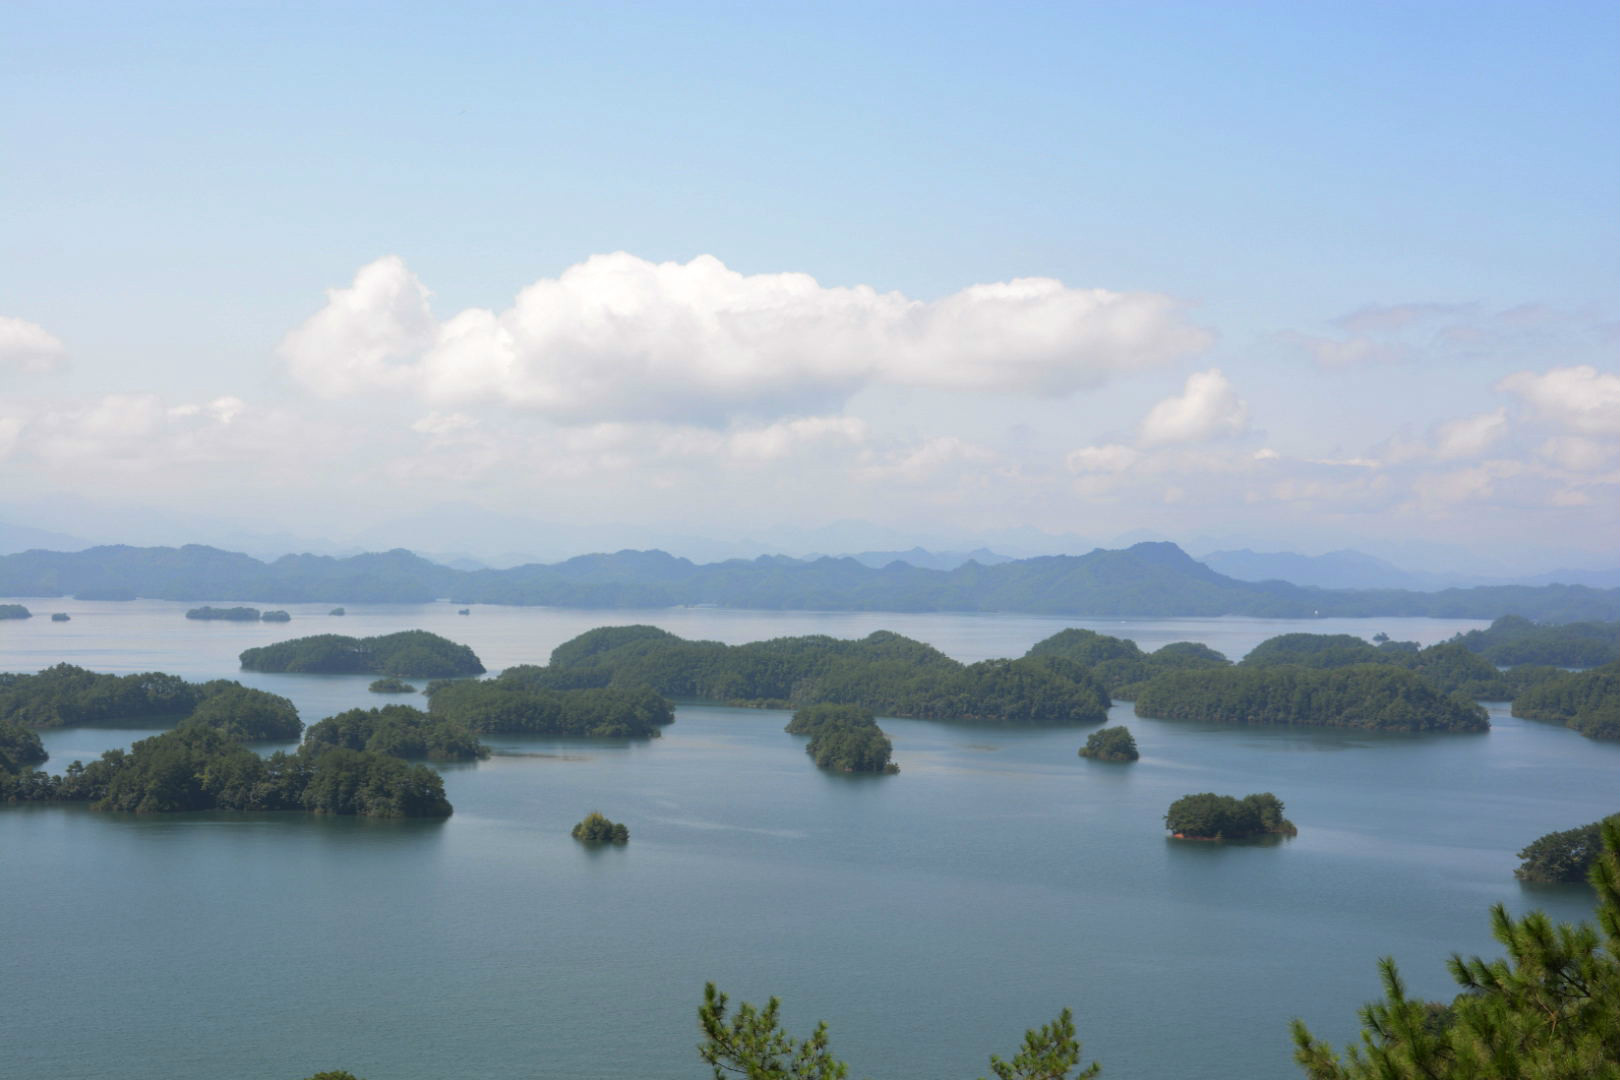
[2,1,1617,569]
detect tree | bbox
[1078,726,1138,762]
[697,983,1100,1080]
[1291,820,1620,1079]
[572,811,629,845]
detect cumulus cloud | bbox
[0,316,70,374]
[1537,435,1616,473]
[1499,365,1620,436]
[1431,408,1508,460]
[280,253,1213,424]
[1137,369,1249,446]
[1066,443,1141,474]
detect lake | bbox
[1,600,1614,1080]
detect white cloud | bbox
[1431,408,1507,460]
[726,416,869,462]
[279,256,437,397]
[862,435,997,482]
[1066,443,1141,474]
[1138,368,1249,446]
[281,253,1213,425]
[1537,435,1616,473]
[1499,365,1620,436]
[0,316,70,374]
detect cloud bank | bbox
[280,253,1213,424]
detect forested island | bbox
[240,630,486,678]
[0,604,29,619]
[50,612,69,622]
[785,703,898,773]
[1166,792,1296,840]
[425,673,674,737]
[571,811,629,845]
[0,663,302,739]
[1511,662,1620,740]
[303,705,487,761]
[534,625,1110,726]
[0,720,47,770]
[1515,814,1620,884]
[6,540,1620,620]
[186,605,263,621]
[1078,725,1138,762]
[1133,665,1489,732]
[1452,614,1620,667]
[1026,628,1229,697]
[0,724,451,816]
[368,677,416,694]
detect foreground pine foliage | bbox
[1292,820,1620,1079]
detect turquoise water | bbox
[1,602,1613,1080]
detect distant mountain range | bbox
[1202,548,1620,592]
[814,547,1015,571]
[3,540,1619,622]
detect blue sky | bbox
[2,2,1617,566]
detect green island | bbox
[1165,792,1296,841]
[239,630,486,678]
[426,673,674,737]
[0,663,302,740]
[785,703,898,773]
[186,605,263,621]
[304,705,487,761]
[1078,725,1138,762]
[1133,664,1490,733]
[0,604,30,619]
[571,811,628,845]
[368,677,417,694]
[261,609,291,622]
[1511,661,1620,740]
[51,612,70,622]
[0,724,452,816]
[537,625,1110,726]
[329,607,346,616]
[0,720,48,771]
[1025,628,1230,698]
[1517,814,1620,884]
[1452,614,1620,668]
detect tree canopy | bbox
[1511,661,1620,740]
[303,705,487,761]
[0,725,452,817]
[1517,815,1620,884]
[572,811,629,845]
[541,626,1110,726]
[1450,614,1620,668]
[1078,726,1138,762]
[0,663,301,739]
[1165,792,1295,840]
[1292,820,1620,1079]
[1134,664,1489,733]
[426,675,674,738]
[239,630,486,677]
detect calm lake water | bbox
[2,601,1614,1080]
